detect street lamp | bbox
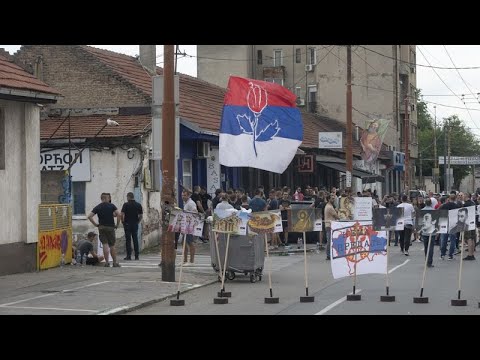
[68,118,119,170]
[66,118,120,207]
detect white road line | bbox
[315,290,363,315]
[0,281,110,307]
[315,259,410,315]
[97,306,130,315]
[388,259,410,274]
[2,306,97,312]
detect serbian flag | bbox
[219,76,303,174]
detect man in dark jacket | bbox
[121,192,143,260]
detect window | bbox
[72,182,86,215]
[257,50,263,65]
[295,48,301,63]
[295,86,302,98]
[182,159,192,191]
[0,108,4,170]
[264,78,284,86]
[273,50,283,66]
[308,47,316,65]
[410,48,416,73]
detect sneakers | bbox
[463,255,476,261]
[113,263,121,267]
[124,256,132,261]
[135,256,139,260]
[440,255,445,260]
[404,250,409,256]
[326,256,331,261]
[448,256,454,260]
[104,262,110,267]
[427,264,434,268]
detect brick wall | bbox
[14,45,151,108]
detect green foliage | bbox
[417,94,480,190]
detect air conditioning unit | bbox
[197,141,210,158]
[296,98,305,106]
[305,64,314,72]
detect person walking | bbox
[397,194,415,256]
[87,193,121,267]
[121,192,143,261]
[182,189,198,265]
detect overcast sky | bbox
[3,44,480,137]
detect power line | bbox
[359,45,480,70]
[443,45,480,105]
[417,47,480,131]
[424,100,480,111]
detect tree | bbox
[417,90,480,190]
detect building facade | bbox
[198,45,418,193]
[0,53,61,275]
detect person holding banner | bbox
[182,189,198,265]
[324,194,339,261]
[397,194,415,256]
[420,210,437,267]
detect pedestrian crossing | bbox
[118,253,305,273]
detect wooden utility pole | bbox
[346,45,353,189]
[161,45,176,282]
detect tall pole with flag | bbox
[346,45,353,189]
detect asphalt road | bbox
[127,242,480,315]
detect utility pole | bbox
[419,152,423,189]
[161,45,176,282]
[433,106,438,193]
[404,96,410,190]
[346,45,353,189]
[444,119,448,192]
[447,119,451,191]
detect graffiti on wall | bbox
[38,229,72,269]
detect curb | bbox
[97,279,219,315]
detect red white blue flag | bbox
[219,76,303,174]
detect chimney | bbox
[34,55,44,81]
[139,45,157,75]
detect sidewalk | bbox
[0,241,316,315]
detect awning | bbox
[318,162,384,184]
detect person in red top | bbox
[293,186,304,201]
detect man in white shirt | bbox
[397,194,415,256]
[428,191,438,208]
[182,189,198,265]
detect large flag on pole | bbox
[219,76,303,174]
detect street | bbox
[127,242,480,315]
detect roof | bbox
[40,114,150,140]
[0,54,60,96]
[79,46,226,133]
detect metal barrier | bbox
[37,204,72,270]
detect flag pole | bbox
[347,224,361,301]
[451,231,467,306]
[300,231,314,302]
[264,232,279,304]
[213,231,231,304]
[381,213,395,301]
[170,233,186,306]
[413,233,432,303]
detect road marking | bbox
[1,306,97,312]
[388,259,410,274]
[97,306,130,315]
[0,281,110,307]
[315,290,363,315]
[315,259,410,315]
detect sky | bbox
[2,44,480,137]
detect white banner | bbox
[206,147,221,197]
[319,132,343,149]
[330,221,387,279]
[353,197,372,221]
[40,148,91,181]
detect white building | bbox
[0,52,62,275]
